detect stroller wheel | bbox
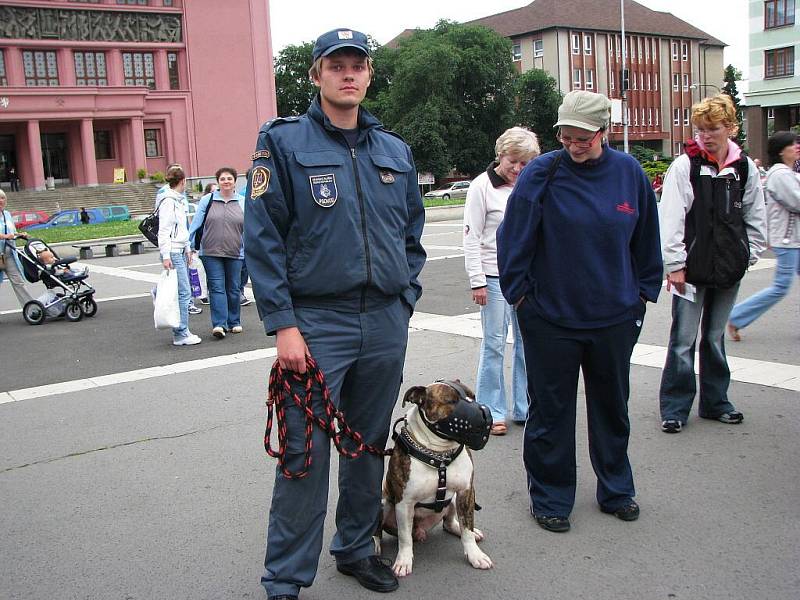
[81,297,98,318]
[64,300,84,322]
[22,300,46,326]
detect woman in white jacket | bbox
[157,165,201,346]
[463,127,540,435]
[728,131,800,340]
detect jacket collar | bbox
[307,94,382,135]
[486,161,508,188]
[686,137,743,169]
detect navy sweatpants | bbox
[261,299,409,598]
[517,301,645,518]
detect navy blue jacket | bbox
[497,147,662,329]
[244,96,426,334]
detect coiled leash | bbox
[264,357,390,479]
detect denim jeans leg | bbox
[697,284,739,418]
[240,259,249,292]
[659,289,705,423]
[170,251,190,339]
[201,255,227,329]
[729,248,799,329]
[476,278,509,423]
[225,258,243,328]
[509,306,528,421]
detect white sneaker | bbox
[173,334,202,346]
[212,326,226,339]
[231,325,243,334]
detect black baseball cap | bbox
[312,28,369,62]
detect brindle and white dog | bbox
[378,381,493,576]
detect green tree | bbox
[722,64,746,147]
[512,69,563,152]
[273,42,316,117]
[370,21,516,178]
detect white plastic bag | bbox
[153,269,180,329]
[37,291,64,318]
[193,255,208,299]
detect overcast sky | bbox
[269,0,749,79]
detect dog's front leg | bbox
[456,487,493,569]
[392,500,415,577]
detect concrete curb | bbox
[425,205,463,222]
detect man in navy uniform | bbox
[244,28,426,600]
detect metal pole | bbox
[621,0,629,153]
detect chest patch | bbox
[309,173,338,208]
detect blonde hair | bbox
[308,52,374,81]
[691,94,738,134]
[0,189,6,202]
[495,127,540,161]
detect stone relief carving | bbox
[0,7,182,43]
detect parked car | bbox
[98,205,131,222]
[423,180,471,200]
[10,209,50,229]
[26,208,106,230]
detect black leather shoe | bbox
[602,500,640,521]
[337,555,399,592]
[534,514,571,532]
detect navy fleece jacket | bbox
[497,147,662,329]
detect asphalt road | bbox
[0,220,798,600]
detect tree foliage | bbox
[722,64,746,147]
[273,42,316,117]
[512,69,562,153]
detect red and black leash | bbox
[264,356,390,479]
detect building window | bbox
[651,38,658,62]
[673,108,680,126]
[672,41,679,61]
[512,43,522,61]
[648,108,653,126]
[144,129,161,157]
[654,75,658,91]
[573,68,582,89]
[674,142,682,156]
[167,52,180,89]
[684,108,691,126]
[117,0,148,4]
[69,0,101,3]
[631,70,637,90]
[584,34,593,55]
[637,37,642,62]
[645,37,650,62]
[640,72,645,90]
[534,39,543,58]
[681,41,688,61]
[0,51,7,86]
[633,110,638,126]
[608,37,614,58]
[765,46,795,78]
[23,50,59,86]
[122,52,155,88]
[610,70,615,90]
[647,72,652,90]
[572,34,580,54]
[655,109,659,126]
[163,0,173,5]
[94,130,114,160]
[585,69,594,90]
[682,73,689,91]
[616,36,621,59]
[767,108,775,119]
[765,0,795,28]
[641,108,646,126]
[74,51,107,86]
[626,108,630,125]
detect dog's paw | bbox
[465,547,493,570]
[472,527,484,542]
[393,552,413,577]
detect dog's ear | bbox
[402,386,427,406]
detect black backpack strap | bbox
[737,155,749,194]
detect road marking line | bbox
[426,254,464,262]
[0,293,151,315]
[424,245,464,251]
[423,223,462,227]
[0,348,277,404]
[84,263,162,283]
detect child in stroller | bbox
[15,238,97,325]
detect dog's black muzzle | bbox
[422,380,493,450]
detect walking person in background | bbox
[189,167,245,339]
[79,207,90,225]
[157,165,201,346]
[464,126,539,436]
[658,94,767,434]
[727,131,799,341]
[498,91,662,533]
[0,189,34,314]
[9,166,20,192]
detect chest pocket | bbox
[370,154,412,178]
[294,151,347,209]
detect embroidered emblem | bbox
[309,174,338,208]
[250,166,270,199]
[251,150,271,161]
[379,170,395,184]
[616,201,635,215]
[338,30,354,40]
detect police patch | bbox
[251,149,271,161]
[309,174,338,208]
[379,170,395,184]
[250,166,270,199]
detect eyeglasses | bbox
[557,130,601,148]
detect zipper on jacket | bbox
[724,179,731,216]
[351,147,373,311]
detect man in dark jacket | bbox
[244,28,425,600]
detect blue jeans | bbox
[200,256,243,329]
[659,284,740,423]
[240,260,249,294]
[476,277,527,422]
[170,251,191,340]
[729,248,799,330]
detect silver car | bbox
[424,180,472,200]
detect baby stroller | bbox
[12,237,97,325]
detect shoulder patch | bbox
[251,150,271,161]
[250,166,270,199]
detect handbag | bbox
[139,200,163,246]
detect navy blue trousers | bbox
[517,301,645,517]
[261,299,409,598]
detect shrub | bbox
[136,168,148,180]
[151,171,165,183]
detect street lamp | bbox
[690,83,721,93]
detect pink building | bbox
[0,0,276,191]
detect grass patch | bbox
[423,198,465,208]
[22,220,141,244]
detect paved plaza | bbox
[1,219,798,600]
